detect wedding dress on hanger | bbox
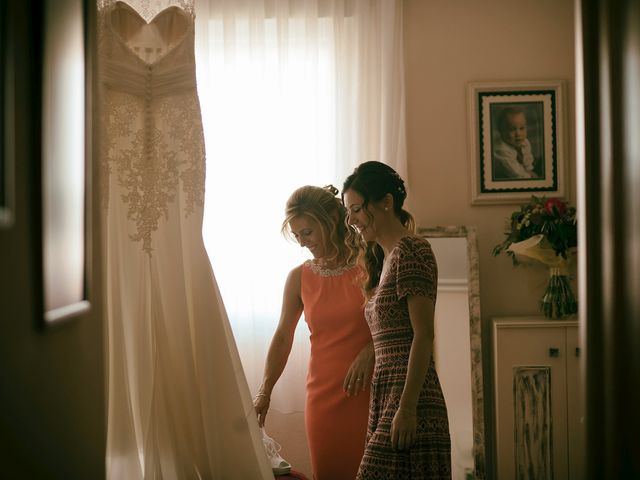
[97,0,271,477]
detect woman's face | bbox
[343,189,379,242]
[289,215,326,259]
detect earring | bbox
[384,207,388,211]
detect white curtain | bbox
[195,0,406,413]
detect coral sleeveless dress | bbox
[301,260,372,480]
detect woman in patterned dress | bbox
[342,161,451,479]
[253,185,374,479]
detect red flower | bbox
[544,198,567,216]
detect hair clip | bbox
[324,185,339,196]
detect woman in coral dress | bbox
[343,161,451,479]
[254,185,373,479]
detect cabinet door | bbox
[495,326,569,480]
[566,326,584,479]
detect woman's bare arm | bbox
[254,266,304,426]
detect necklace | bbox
[306,259,354,277]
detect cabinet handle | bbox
[575,347,581,357]
[549,347,560,357]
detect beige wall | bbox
[404,0,576,315]
[404,0,576,475]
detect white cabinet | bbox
[493,317,584,480]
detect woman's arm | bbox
[254,266,304,427]
[391,294,436,450]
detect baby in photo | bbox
[492,106,538,179]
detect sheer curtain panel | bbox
[195,0,406,414]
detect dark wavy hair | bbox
[282,185,359,267]
[342,161,415,298]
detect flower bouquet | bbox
[493,196,578,319]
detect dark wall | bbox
[0,1,105,478]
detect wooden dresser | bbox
[493,317,584,479]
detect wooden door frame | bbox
[577,0,640,477]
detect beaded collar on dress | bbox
[304,259,355,277]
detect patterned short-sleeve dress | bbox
[356,235,451,479]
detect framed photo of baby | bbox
[466,80,568,205]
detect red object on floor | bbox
[275,469,310,480]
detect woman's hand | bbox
[343,342,374,397]
[390,408,417,450]
[253,392,271,427]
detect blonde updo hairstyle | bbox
[282,185,359,267]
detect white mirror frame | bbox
[418,225,485,479]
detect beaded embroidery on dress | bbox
[98,0,203,254]
[98,1,272,478]
[304,259,356,277]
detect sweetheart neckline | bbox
[107,1,193,68]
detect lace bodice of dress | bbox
[99,0,196,95]
[98,0,193,24]
[99,0,205,254]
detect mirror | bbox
[41,0,90,324]
[0,0,13,229]
[418,225,485,479]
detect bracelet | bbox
[254,392,270,400]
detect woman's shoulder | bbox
[398,234,432,252]
[394,235,435,264]
[287,263,305,283]
[281,264,304,300]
